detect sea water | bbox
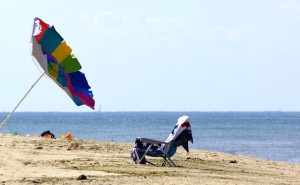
[0,111,299,163]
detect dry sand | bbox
[0,134,299,185]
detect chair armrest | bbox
[139,138,166,145]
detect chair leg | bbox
[163,157,173,166]
[167,157,177,167]
[136,144,153,164]
[163,156,176,167]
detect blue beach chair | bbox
[130,116,193,167]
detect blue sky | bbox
[0,0,300,112]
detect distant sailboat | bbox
[99,104,101,112]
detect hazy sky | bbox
[0,0,300,112]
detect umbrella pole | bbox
[0,72,45,131]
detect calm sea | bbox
[0,112,299,163]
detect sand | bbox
[0,134,299,185]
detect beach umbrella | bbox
[31,17,95,109]
[0,17,95,130]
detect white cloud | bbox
[94,11,128,27]
[201,23,264,45]
[79,11,192,36]
[144,16,187,27]
[226,23,264,41]
[272,0,300,23]
[79,11,129,34]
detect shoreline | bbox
[0,134,299,184]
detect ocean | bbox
[0,111,299,163]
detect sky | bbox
[0,0,300,112]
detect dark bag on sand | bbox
[41,130,56,139]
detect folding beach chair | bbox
[130,115,193,167]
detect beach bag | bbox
[41,130,55,138]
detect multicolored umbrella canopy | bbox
[31,17,95,109]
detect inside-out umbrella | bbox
[0,17,95,130]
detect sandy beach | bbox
[0,134,299,185]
